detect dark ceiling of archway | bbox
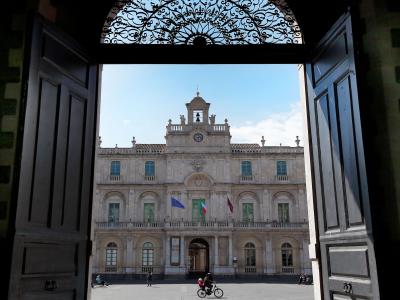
[53,0,349,49]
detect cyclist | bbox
[204,272,214,295]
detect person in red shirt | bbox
[197,277,205,291]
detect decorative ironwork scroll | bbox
[101,0,302,45]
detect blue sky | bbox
[99,65,304,147]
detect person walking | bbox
[146,271,153,287]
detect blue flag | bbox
[171,197,185,209]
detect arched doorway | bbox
[188,238,209,277]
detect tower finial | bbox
[196,84,200,97]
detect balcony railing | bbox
[244,266,257,273]
[110,175,120,181]
[281,267,295,273]
[95,221,308,230]
[144,175,155,181]
[105,266,117,272]
[275,175,288,181]
[240,175,253,182]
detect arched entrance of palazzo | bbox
[3,0,391,299]
[188,238,210,277]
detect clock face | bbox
[193,133,204,142]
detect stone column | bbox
[299,242,304,274]
[302,239,311,273]
[180,236,185,268]
[228,235,233,266]
[266,239,274,274]
[126,237,133,273]
[214,236,219,269]
[167,191,172,220]
[165,236,171,267]
[128,189,135,221]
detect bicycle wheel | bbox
[197,289,207,298]
[214,288,224,298]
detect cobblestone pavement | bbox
[91,282,314,300]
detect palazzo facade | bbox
[92,94,310,278]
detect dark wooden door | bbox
[305,13,380,300]
[8,17,98,299]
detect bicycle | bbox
[197,281,224,298]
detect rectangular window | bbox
[277,161,287,176]
[108,203,120,223]
[241,161,252,176]
[144,203,155,222]
[145,161,155,177]
[192,199,205,222]
[278,203,290,223]
[110,161,120,176]
[242,203,254,222]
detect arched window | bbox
[142,242,154,272]
[102,0,302,45]
[244,242,256,273]
[281,242,293,273]
[105,242,118,272]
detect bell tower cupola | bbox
[186,91,210,125]
[165,92,231,153]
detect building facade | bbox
[92,94,310,278]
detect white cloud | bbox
[122,119,131,125]
[230,102,305,146]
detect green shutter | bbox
[242,203,254,222]
[278,203,289,223]
[108,203,120,223]
[144,203,155,222]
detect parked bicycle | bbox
[298,273,313,285]
[197,281,224,298]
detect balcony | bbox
[281,267,295,274]
[144,175,155,181]
[110,175,120,181]
[95,221,308,231]
[275,175,288,181]
[244,266,257,273]
[240,175,254,182]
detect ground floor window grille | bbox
[281,242,294,273]
[244,242,256,272]
[105,242,118,272]
[142,242,154,272]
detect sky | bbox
[99,65,305,147]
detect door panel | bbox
[9,16,98,299]
[305,13,379,299]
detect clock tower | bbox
[165,92,231,153]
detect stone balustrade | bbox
[95,221,308,230]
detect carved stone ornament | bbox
[190,157,206,172]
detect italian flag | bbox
[201,201,207,215]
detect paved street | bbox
[91,282,314,300]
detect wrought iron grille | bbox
[101,0,302,45]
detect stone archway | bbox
[188,238,210,276]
